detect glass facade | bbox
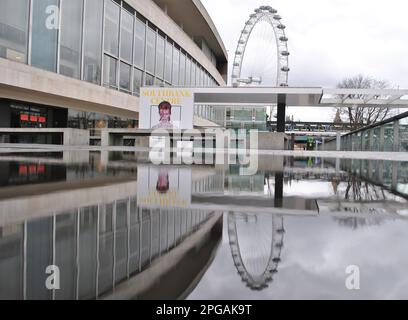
[134,18,145,69]
[31,0,59,71]
[164,40,172,83]
[399,117,408,152]
[104,0,120,56]
[83,0,103,84]
[194,105,268,131]
[133,68,143,95]
[60,0,83,78]
[120,9,133,63]
[0,0,219,96]
[0,0,29,63]
[0,199,214,299]
[145,27,156,75]
[179,52,186,86]
[103,55,117,88]
[172,48,179,85]
[155,35,165,80]
[119,61,131,92]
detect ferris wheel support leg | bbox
[277,94,286,133]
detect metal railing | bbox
[322,111,408,152]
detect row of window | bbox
[0,202,213,300]
[0,0,219,98]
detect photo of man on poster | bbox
[152,101,174,129]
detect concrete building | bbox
[0,0,228,143]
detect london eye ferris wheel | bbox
[231,5,290,87]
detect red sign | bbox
[19,165,28,175]
[38,116,46,123]
[30,115,38,122]
[19,164,46,176]
[28,165,37,174]
[20,114,29,121]
[37,164,45,174]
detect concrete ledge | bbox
[252,132,289,150]
[99,128,218,147]
[0,58,138,119]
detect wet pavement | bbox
[0,150,407,299]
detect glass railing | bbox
[323,111,408,152]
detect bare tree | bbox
[335,74,392,130]
[333,109,342,123]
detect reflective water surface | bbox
[0,151,407,300]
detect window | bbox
[0,0,29,63]
[120,62,131,91]
[120,9,133,63]
[83,0,103,84]
[172,48,179,85]
[104,0,120,56]
[103,55,117,88]
[59,0,83,78]
[134,18,145,68]
[185,57,191,86]
[155,35,164,79]
[164,40,172,83]
[133,68,143,95]
[78,207,97,299]
[200,68,204,86]
[145,27,156,74]
[191,61,196,86]
[179,52,185,86]
[154,78,163,86]
[399,118,408,152]
[55,213,77,299]
[195,64,200,86]
[31,0,59,71]
[145,73,154,86]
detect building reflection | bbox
[340,158,408,198]
[0,155,222,300]
[0,200,221,300]
[1,152,407,298]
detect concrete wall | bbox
[253,132,288,150]
[320,140,335,151]
[63,129,90,146]
[0,59,139,119]
[100,129,289,150]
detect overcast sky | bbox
[200,0,408,121]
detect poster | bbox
[137,165,192,208]
[139,87,194,129]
